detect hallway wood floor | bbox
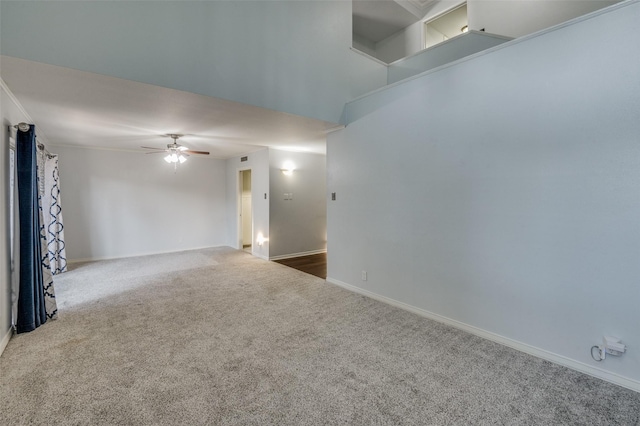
[273,252,327,279]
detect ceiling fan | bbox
[141,134,210,167]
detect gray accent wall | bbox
[225,148,327,260]
[269,149,327,258]
[328,1,640,387]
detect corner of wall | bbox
[0,327,12,357]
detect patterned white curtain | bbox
[42,154,68,275]
[10,143,19,329]
[36,148,60,319]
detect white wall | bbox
[226,149,270,260]
[374,0,618,64]
[347,49,388,105]
[376,17,426,63]
[0,1,382,125]
[376,0,465,63]
[1,84,17,352]
[328,1,640,390]
[353,34,378,58]
[269,149,327,259]
[55,146,227,261]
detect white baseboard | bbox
[67,245,228,264]
[0,327,12,357]
[326,277,640,393]
[269,249,327,261]
[253,253,269,261]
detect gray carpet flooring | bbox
[1,247,638,425]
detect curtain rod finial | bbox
[14,122,30,132]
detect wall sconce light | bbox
[281,161,295,176]
[256,233,269,246]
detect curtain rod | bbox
[13,122,54,158]
[37,143,55,159]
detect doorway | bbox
[424,3,468,49]
[239,169,252,252]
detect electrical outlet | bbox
[361,271,367,281]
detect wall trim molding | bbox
[269,248,327,261]
[67,245,227,264]
[349,47,389,66]
[0,77,34,123]
[0,328,12,357]
[1,77,50,144]
[389,30,513,67]
[326,277,640,393]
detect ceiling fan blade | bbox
[141,146,166,150]
[184,150,210,155]
[145,151,167,154]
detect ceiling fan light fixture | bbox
[164,152,185,163]
[142,134,208,168]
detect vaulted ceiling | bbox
[1,56,339,158]
[0,0,356,158]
